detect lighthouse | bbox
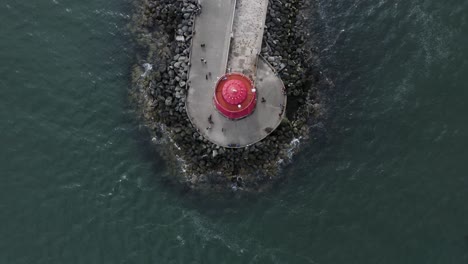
[213,73,257,120]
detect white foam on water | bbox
[176,235,186,246]
[183,210,247,255]
[59,183,82,189]
[141,63,153,77]
[93,9,131,19]
[408,5,452,69]
[287,137,302,159]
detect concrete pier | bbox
[186,0,286,148]
[186,0,236,95]
[227,0,269,78]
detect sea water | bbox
[1,0,467,263]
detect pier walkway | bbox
[227,0,269,78]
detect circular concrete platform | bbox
[186,57,287,148]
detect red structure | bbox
[213,73,257,119]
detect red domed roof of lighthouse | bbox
[222,80,248,105]
[213,73,257,120]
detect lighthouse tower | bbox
[213,73,256,120]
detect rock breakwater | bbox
[130,0,326,192]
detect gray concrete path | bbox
[227,0,269,79]
[187,0,235,84]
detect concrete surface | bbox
[227,0,269,79]
[186,0,236,86]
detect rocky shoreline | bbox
[129,0,326,192]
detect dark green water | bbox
[1,0,468,263]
